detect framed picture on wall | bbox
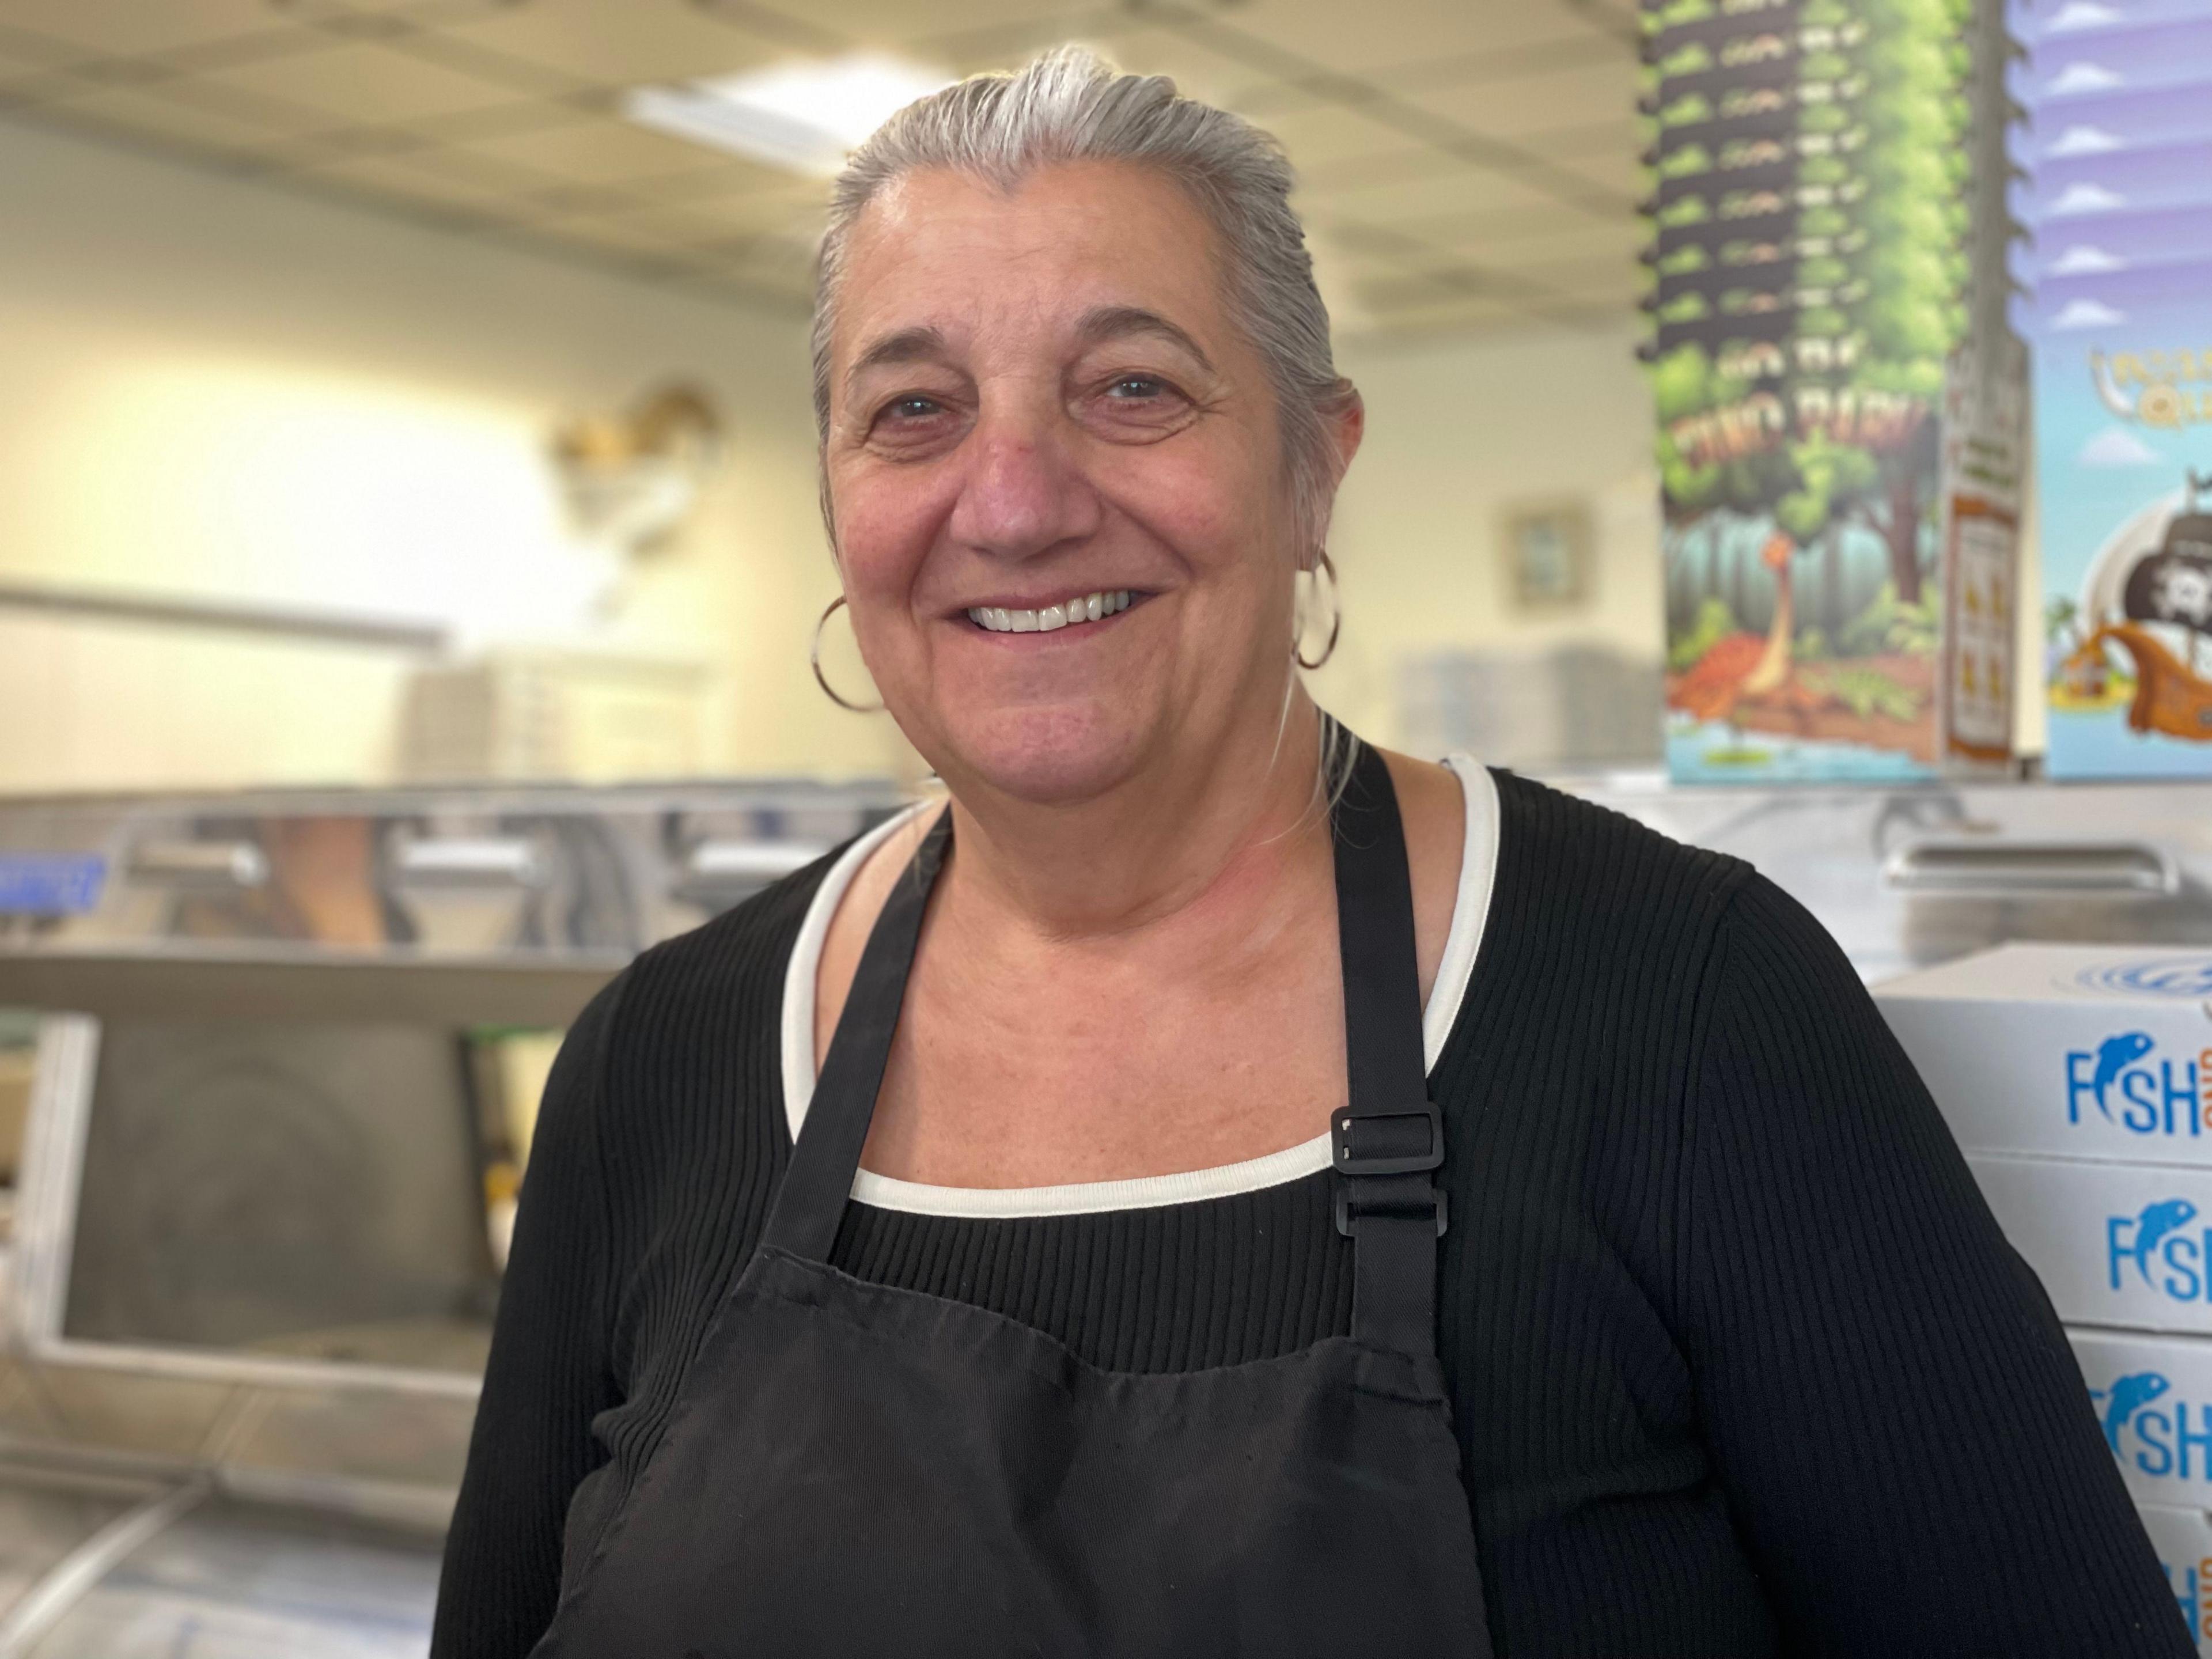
[1501,499,1592,611]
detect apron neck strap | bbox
[1329,740,1447,1360]
[764,807,951,1262]
[763,736,1447,1363]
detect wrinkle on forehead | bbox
[830,161,1234,381]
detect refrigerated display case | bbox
[0,777,904,1655]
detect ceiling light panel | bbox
[624,54,951,176]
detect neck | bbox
[937,687,1333,944]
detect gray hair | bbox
[809,44,1355,551]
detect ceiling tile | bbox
[1302,168,1580,226]
[450,112,737,182]
[1406,58,1634,141]
[0,2,291,56]
[1068,23,1287,109]
[1523,116,1638,161]
[1547,149,1641,200]
[819,0,1097,55]
[438,0,783,85]
[0,24,87,73]
[523,209,691,255]
[1243,102,1409,174]
[199,39,525,123]
[1499,251,1641,293]
[8,82,291,154]
[1435,215,1641,267]
[627,153,802,206]
[905,7,1138,74]
[294,149,523,211]
[1209,0,1601,79]
[575,200,828,275]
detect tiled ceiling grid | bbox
[0,0,1644,337]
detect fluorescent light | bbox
[624,55,952,176]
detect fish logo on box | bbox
[2076,957,2212,1000]
[2096,1372,2212,1525]
[2067,1032,2211,1138]
[2107,1200,2212,1301]
[2098,1374,2212,1640]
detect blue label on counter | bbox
[0,854,106,915]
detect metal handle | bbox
[1881,839,2179,897]
[127,840,268,889]
[684,840,828,885]
[391,836,548,889]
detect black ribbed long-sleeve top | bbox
[431,770,2188,1657]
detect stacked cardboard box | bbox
[1639,0,2026,782]
[2010,0,2212,778]
[1876,943,2212,1646]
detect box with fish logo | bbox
[1968,1154,2212,1335]
[2073,1330,2212,1511]
[2130,1501,2212,1654]
[1876,944,2212,1164]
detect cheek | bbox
[827,463,956,600]
[1096,435,1287,589]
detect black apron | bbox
[530,741,1493,1657]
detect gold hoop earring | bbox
[1294,551,1340,672]
[811,595,884,713]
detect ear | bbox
[1325,383,1365,486]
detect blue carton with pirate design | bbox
[1968,1154,2212,1335]
[1877,945,2212,1165]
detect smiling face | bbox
[823,160,1356,807]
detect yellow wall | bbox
[0,115,902,794]
[1309,322,1664,748]
[1,115,1685,793]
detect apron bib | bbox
[529,741,1494,1657]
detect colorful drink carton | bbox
[1643,0,2022,781]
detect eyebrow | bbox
[1074,305,1214,371]
[842,307,1215,399]
[843,324,950,396]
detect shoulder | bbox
[588,834,865,1093]
[1484,769,1753,960]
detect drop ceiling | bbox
[0,0,1645,337]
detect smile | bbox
[965,590,1132,633]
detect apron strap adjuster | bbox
[1331,1103,1444,1176]
[1334,1183,1449,1238]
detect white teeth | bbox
[965,590,1137,632]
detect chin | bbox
[932,702,1152,806]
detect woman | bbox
[433,47,2187,1658]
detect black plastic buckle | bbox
[1334,1186,1450,1238]
[1331,1103,1444,1176]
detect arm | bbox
[1680,877,2188,1656]
[430,975,626,1659]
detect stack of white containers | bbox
[1876,944,2212,1647]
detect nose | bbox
[945,399,1101,563]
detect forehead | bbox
[831,161,1231,366]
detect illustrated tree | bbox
[1645,0,1974,688]
[1736,0,1967,617]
